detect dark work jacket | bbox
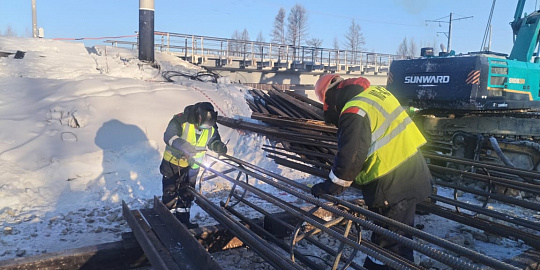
[163,104,223,160]
[328,80,433,208]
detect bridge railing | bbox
[105,31,405,74]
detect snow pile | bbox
[0,36,316,259]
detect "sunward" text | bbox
[404,75,450,84]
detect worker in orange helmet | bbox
[312,74,433,269]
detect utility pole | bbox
[138,0,155,62]
[426,12,473,52]
[31,0,37,38]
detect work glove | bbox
[180,142,198,158]
[212,141,227,155]
[187,157,195,167]
[311,180,346,198]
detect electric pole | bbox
[426,12,473,52]
[31,0,38,38]
[139,0,155,62]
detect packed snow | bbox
[0,36,536,269]
[0,36,312,259]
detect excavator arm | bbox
[512,0,527,34]
[509,0,540,62]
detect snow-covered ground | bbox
[0,36,314,260]
[0,36,536,269]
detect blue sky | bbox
[1,1,538,55]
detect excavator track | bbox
[415,110,540,178]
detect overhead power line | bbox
[426,12,473,52]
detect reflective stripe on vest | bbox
[341,86,426,184]
[163,123,214,169]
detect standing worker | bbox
[310,75,433,270]
[160,102,228,228]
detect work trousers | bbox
[160,159,199,209]
[366,198,417,269]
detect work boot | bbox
[176,212,199,229]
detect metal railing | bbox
[105,31,405,74]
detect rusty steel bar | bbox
[228,193,389,270]
[211,155,516,269]
[433,178,540,211]
[428,164,540,195]
[424,152,540,181]
[417,201,540,249]
[217,116,337,142]
[199,157,416,269]
[252,113,335,133]
[201,155,516,270]
[431,194,540,232]
[189,186,304,270]
[219,202,327,270]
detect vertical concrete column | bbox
[139,0,155,62]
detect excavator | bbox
[386,0,540,176]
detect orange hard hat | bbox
[314,74,341,103]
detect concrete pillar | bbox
[139,0,154,62]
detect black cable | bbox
[162,70,220,83]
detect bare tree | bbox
[306,38,322,47]
[241,28,250,41]
[256,31,265,55]
[396,37,419,59]
[397,37,409,58]
[333,37,340,50]
[287,4,308,59]
[271,8,286,45]
[344,19,365,65]
[2,26,17,37]
[230,30,242,56]
[306,37,323,62]
[240,28,250,56]
[432,40,440,55]
[408,37,418,58]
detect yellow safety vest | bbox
[341,86,426,185]
[163,123,214,169]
